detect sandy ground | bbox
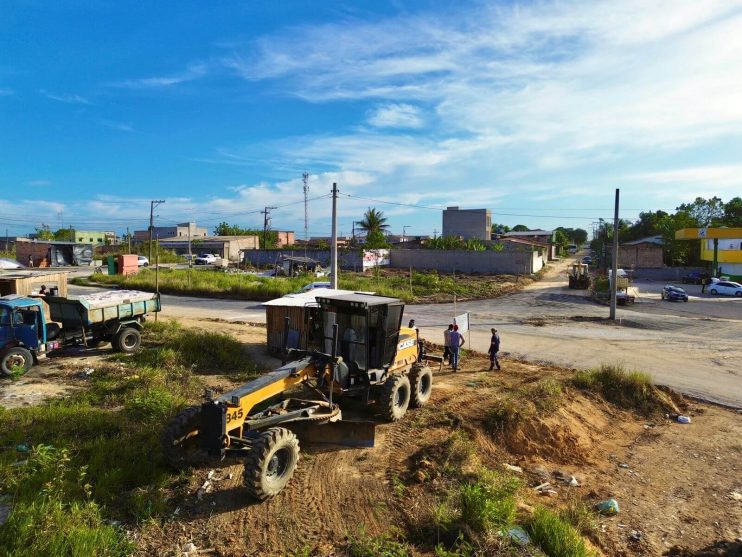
[134,350,742,557]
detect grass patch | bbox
[486,378,563,430]
[572,363,673,414]
[528,507,595,557]
[79,267,530,304]
[0,445,134,556]
[434,468,521,538]
[559,499,600,541]
[0,321,242,555]
[132,320,257,376]
[347,531,411,557]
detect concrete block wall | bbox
[617,245,664,268]
[389,249,536,275]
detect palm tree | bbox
[358,207,389,234]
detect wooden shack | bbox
[263,289,357,353]
[0,270,69,297]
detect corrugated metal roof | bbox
[262,288,358,307]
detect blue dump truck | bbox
[0,290,161,376]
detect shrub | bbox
[528,507,594,557]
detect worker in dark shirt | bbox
[488,328,501,371]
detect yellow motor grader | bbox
[161,293,434,500]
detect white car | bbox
[300,281,331,293]
[0,258,24,270]
[194,253,217,265]
[708,281,742,297]
[137,256,149,267]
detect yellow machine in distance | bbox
[162,293,433,501]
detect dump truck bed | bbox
[46,290,160,327]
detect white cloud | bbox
[39,89,91,105]
[367,103,424,128]
[99,120,133,132]
[108,63,207,89]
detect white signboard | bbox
[362,249,390,270]
[454,312,469,333]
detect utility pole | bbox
[303,172,309,258]
[261,206,276,249]
[433,228,438,239]
[402,225,410,243]
[610,188,620,320]
[330,182,339,289]
[148,199,165,262]
[126,227,131,254]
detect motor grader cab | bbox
[162,293,433,501]
[568,263,590,289]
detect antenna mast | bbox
[302,171,309,257]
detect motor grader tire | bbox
[409,365,433,408]
[114,327,141,353]
[1,347,33,377]
[244,427,300,501]
[379,374,411,422]
[161,406,208,469]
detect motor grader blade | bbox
[288,420,376,448]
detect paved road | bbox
[69,266,742,408]
[407,260,742,409]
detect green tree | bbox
[657,212,700,266]
[358,208,389,234]
[491,223,511,234]
[53,228,75,242]
[723,197,742,226]
[553,229,570,253]
[676,197,724,227]
[511,224,530,232]
[364,230,390,249]
[213,221,276,248]
[35,224,54,240]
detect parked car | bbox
[581,256,593,264]
[0,258,24,270]
[708,281,742,297]
[137,256,149,267]
[681,271,710,284]
[194,253,217,265]
[661,285,688,302]
[300,281,331,293]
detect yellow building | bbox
[675,228,742,280]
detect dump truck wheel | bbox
[244,427,300,501]
[115,328,141,353]
[1,347,33,376]
[379,374,411,422]
[409,366,433,408]
[161,406,208,469]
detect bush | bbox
[528,507,595,557]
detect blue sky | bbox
[2,0,742,239]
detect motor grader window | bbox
[322,308,368,372]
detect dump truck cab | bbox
[0,295,60,375]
